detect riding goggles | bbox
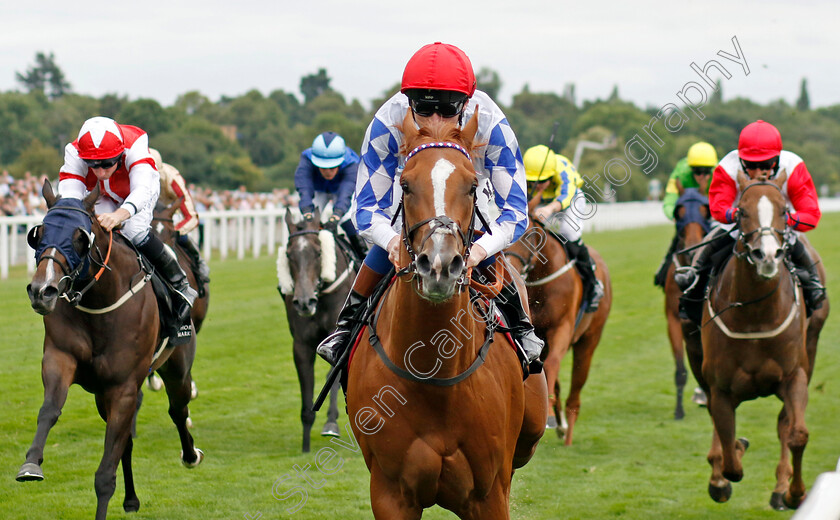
[84,153,123,170]
[691,166,712,176]
[740,157,778,171]
[409,98,466,118]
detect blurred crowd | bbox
[0,170,299,217]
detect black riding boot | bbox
[674,228,732,292]
[654,234,680,288]
[495,282,544,363]
[346,234,368,262]
[789,238,826,313]
[566,239,604,312]
[316,263,385,366]
[138,233,198,322]
[177,233,210,284]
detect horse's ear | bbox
[83,184,100,212]
[42,180,57,208]
[527,188,543,213]
[284,207,296,230]
[162,197,182,220]
[675,178,685,197]
[402,108,418,149]
[312,207,321,228]
[736,169,751,191]
[461,105,479,149]
[773,168,788,189]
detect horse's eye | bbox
[401,182,411,195]
[469,183,477,195]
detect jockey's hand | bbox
[533,205,553,223]
[302,212,314,222]
[466,243,488,269]
[97,209,130,231]
[324,214,341,232]
[387,235,402,268]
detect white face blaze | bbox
[430,158,456,282]
[44,247,58,286]
[756,194,781,277]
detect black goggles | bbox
[740,158,777,171]
[84,153,123,170]
[691,166,712,176]
[409,98,466,118]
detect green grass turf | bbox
[1,214,837,519]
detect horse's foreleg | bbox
[706,429,732,502]
[121,436,140,512]
[543,324,572,437]
[563,327,602,446]
[666,308,687,420]
[293,341,316,452]
[369,465,422,520]
[94,384,139,520]
[708,389,743,483]
[323,379,341,437]
[781,368,809,509]
[461,474,512,520]
[17,347,76,482]
[771,404,792,509]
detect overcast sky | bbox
[2,1,838,112]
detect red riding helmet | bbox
[401,42,476,97]
[76,116,125,160]
[738,120,782,162]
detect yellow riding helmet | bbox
[686,142,718,168]
[524,145,556,182]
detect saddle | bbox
[141,255,193,347]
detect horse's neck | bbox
[84,238,139,303]
[534,233,568,275]
[718,257,794,317]
[380,280,483,378]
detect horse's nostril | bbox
[448,255,465,278]
[416,254,432,275]
[750,249,764,262]
[41,286,58,300]
[308,298,318,308]
[775,249,785,260]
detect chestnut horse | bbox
[504,195,612,445]
[277,207,349,452]
[347,111,547,519]
[662,187,709,419]
[687,171,829,509]
[18,183,203,520]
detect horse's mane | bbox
[398,119,477,158]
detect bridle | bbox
[731,181,790,266]
[286,228,352,296]
[393,141,492,287]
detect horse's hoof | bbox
[147,373,163,392]
[738,437,750,452]
[123,497,140,513]
[674,407,685,420]
[16,463,44,482]
[770,492,787,511]
[190,380,198,400]
[708,482,732,503]
[692,387,708,407]
[555,425,567,441]
[320,422,340,437]
[783,490,805,510]
[181,448,204,468]
[546,416,558,429]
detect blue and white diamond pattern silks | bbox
[352,90,528,258]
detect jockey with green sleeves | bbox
[524,145,604,311]
[653,142,717,288]
[675,120,827,319]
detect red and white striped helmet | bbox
[76,117,125,160]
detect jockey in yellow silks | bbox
[524,145,604,312]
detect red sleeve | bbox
[785,162,820,232]
[708,165,738,223]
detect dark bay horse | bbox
[346,110,547,519]
[277,207,351,452]
[504,195,612,445]
[687,170,829,509]
[18,182,203,520]
[663,187,710,419]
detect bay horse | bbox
[504,193,612,445]
[687,170,829,509]
[277,207,351,452]
[346,110,547,519]
[18,182,203,520]
[663,187,710,419]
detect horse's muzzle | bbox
[27,282,58,315]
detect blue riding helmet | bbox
[311,132,346,169]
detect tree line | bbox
[3,54,839,201]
